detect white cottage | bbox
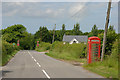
[63,35,88,44]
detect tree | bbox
[2,24,27,43]
[98,26,117,55]
[62,24,66,32]
[73,23,82,35]
[20,33,35,50]
[34,26,52,43]
[59,24,66,41]
[91,24,98,36]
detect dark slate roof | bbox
[63,35,88,43]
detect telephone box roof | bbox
[88,36,100,40]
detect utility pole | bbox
[52,24,56,43]
[101,0,112,61]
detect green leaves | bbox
[91,24,98,36]
[73,23,82,35]
[2,24,35,50]
[2,24,27,43]
[34,26,52,43]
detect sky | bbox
[1,1,119,34]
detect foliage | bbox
[35,42,52,52]
[20,33,35,50]
[59,24,66,40]
[2,24,27,43]
[88,24,98,37]
[36,41,87,61]
[34,26,52,43]
[73,23,82,35]
[2,24,36,50]
[91,24,98,36]
[110,39,119,61]
[98,27,117,55]
[2,40,20,66]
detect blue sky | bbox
[2,2,118,34]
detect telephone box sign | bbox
[87,36,101,64]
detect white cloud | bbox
[69,3,85,15]
[3,2,67,18]
[46,9,52,14]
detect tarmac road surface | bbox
[2,50,104,79]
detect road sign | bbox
[17,40,20,46]
[13,43,15,46]
[37,41,39,47]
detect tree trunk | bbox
[52,24,56,43]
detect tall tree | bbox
[101,0,112,61]
[60,24,66,40]
[73,23,82,35]
[62,24,66,31]
[2,24,27,43]
[34,26,52,43]
[91,24,98,36]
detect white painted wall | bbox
[69,38,79,44]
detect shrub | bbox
[2,40,20,65]
[36,41,87,59]
[35,42,52,51]
[50,41,87,58]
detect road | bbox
[2,50,104,79]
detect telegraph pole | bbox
[101,0,112,61]
[52,24,56,43]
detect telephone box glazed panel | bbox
[87,36,101,64]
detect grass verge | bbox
[45,51,87,63]
[1,50,19,66]
[45,51,118,79]
[83,61,118,79]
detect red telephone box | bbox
[87,36,101,64]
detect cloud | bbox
[46,9,52,14]
[69,3,86,16]
[2,2,66,18]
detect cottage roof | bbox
[63,35,88,43]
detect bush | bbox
[35,41,87,61]
[50,41,87,58]
[2,40,20,66]
[35,42,52,51]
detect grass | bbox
[83,61,118,79]
[45,51,87,63]
[1,50,19,66]
[46,51,118,79]
[35,41,118,79]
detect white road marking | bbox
[28,51,50,79]
[37,62,41,67]
[42,70,50,79]
[34,59,37,62]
